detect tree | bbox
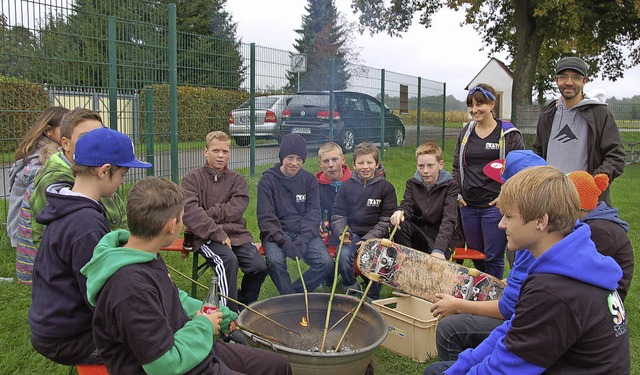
[0,16,38,79]
[287,0,351,91]
[350,0,640,106]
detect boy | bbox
[181,131,267,313]
[390,142,459,260]
[82,177,291,374]
[257,133,334,295]
[315,142,352,245]
[28,127,151,365]
[30,108,128,251]
[431,150,546,362]
[567,171,633,301]
[424,166,629,374]
[332,142,397,299]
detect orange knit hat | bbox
[567,171,609,211]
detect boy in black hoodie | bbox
[332,142,397,299]
[390,142,459,260]
[257,134,334,295]
[28,127,151,365]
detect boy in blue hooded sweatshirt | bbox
[430,150,546,362]
[424,166,629,374]
[82,177,291,375]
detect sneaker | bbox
[224,330,248,345]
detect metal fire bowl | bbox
[238,293,387,375]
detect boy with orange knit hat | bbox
[567,171,633,300]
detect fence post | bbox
[108,17,117,130]
[417,77,422,147]
[380,69,386,160]
[249,43,256,177]
[441,82,447,149]
[329,58,335,142]
[168,4,178,184]
[145,88,155,177]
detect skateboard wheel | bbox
[468,268,481,277]
[380,239,393,247]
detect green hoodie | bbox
[30,151,128,248]
[82,230,238,375]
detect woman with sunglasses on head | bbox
[452,84,524,279]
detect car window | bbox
[289,94,330,108]
[238,96,280,109]
[342,96,365,111]
[365,98,382,114]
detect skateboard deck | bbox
[356,238,505,303]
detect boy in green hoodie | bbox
[82,177,291,375]
[30,108,128,251]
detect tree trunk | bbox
[511,0,545,120]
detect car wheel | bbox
[234,136,249,147]
[341,129,356,152]
[390,128,405,147]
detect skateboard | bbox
[356,238,505,303]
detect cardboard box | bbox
[372,295,438,363]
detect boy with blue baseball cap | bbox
[29,127,151,366]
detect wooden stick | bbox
[308,304,357,350]
[389,223,399,242]
[335,278,375,352]
[295,256,310,329]
[321,226,349,352]
[165,263,300,336]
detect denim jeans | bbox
[460,205,507,279]
[435,313,504,361]
[338,233,381,299]
[263,232,334,295]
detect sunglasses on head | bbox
[469,86,496,101]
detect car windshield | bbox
[288,94,330,108]
[239,96,279,109]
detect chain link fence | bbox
[1,0,447,203]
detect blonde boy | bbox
[390,142,460,260]
[181,131,267,312]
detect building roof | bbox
[464,58,514,90]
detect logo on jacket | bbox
[296,194,306,203]
[367,198,381,207]
[553,125,578,143]
[608,291,628,337]
[485,142,499,150]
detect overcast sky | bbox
[226,0,640,101]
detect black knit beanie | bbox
[279,133,307,162]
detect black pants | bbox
[393,221,452,259]
[216,340,292,375]
[31,331,102,365]
[200,241,268,312]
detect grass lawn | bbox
[0,145,638,374]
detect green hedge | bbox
[0,76,50,157]
[139,84,249,141]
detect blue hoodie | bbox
[446,223,628,374]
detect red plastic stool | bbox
[76,364,109,375]
[452,247,486,264]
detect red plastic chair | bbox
[76,364,109,375]
[452,247,486,264]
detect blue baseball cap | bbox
[74,127,152,168]
[483,150,546,184]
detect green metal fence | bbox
[0,0,447,203]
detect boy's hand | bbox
[431,251,446,260]
[488,197,499,206]
[340,231,352,244]
[430,293,460,318]
[196,310,223,335]
[457,198,467,207]
[222,237,232,249]
[390,210,405,226]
